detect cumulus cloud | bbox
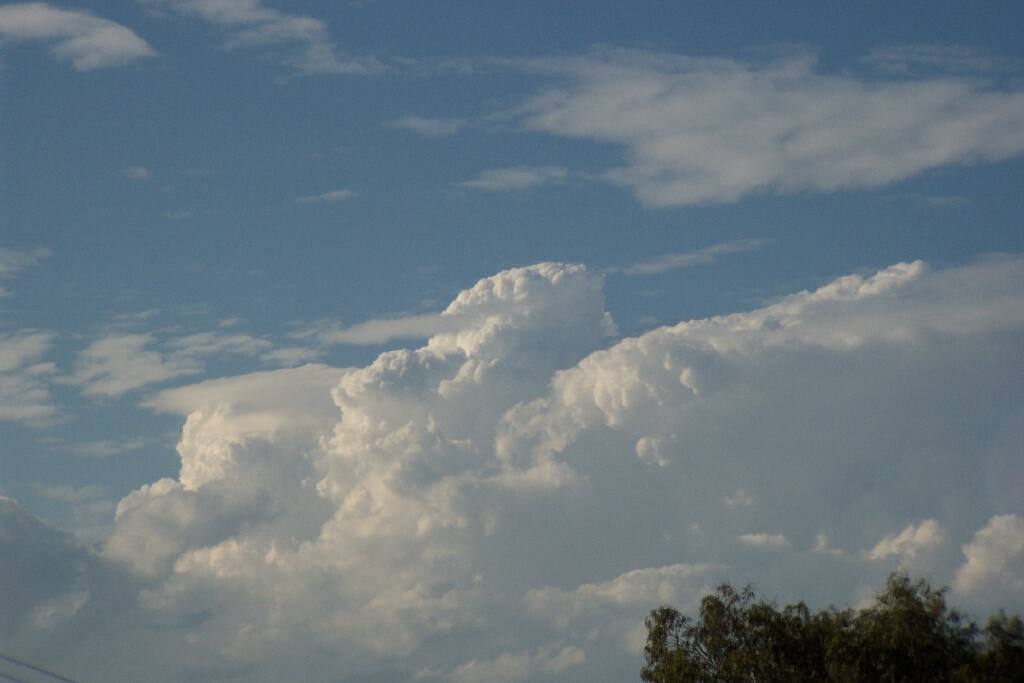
[516,48,1024,206]
[389,115,466,137]
[0,3,155,70]
[3,256,1023,681]
[954,514,1024,606]
[142,0,382,75]
[868,519,945,561]
[459,166,568,191]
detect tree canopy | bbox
[641,574,1024,682]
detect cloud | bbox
[71,438,149,458]
[0,246,49,278]
[66,330,283,397]
[143,0,382,75]
[953,514,1024,604]
[297,312,452,346]
[459,166,568,191]
[738,532,790,549]
[119,165,150,180]
[447,646,585,683]
[861,44,1015,76]
[3,256,1024,681]
[32,484,107,503]
[723,488,754,509]
[389,115,466,137]
[868,519,945,561]
[0,330,57,424]
[613,239,767,275]
[66,334,201,397]
[297,188,355,204]
[516,48,1024,206]
[0,3,155,70]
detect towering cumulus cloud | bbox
[3,258,1023,681]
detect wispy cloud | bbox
[294,313,453,346]
[297,188,355,204]
[0,2,155,70]
[861,44,1016,75]
[66,333,202,397]
[738,532,790,549]
[459,166,568,191]
[32,483,107,503]
[0,330,58,425]
[0,246,49,278]
[612,239,766,276]
[388,115,466,137]
[143,0,383,75]
[517,48,1024,206]
[119,165,150,180]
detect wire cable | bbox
[0,654,77,683]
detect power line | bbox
[0,654,77,683]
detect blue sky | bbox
[2,2,1024,681]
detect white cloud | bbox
[389,115,466,137]
[0,3,155,70]
[297,188,355,203]
[66,330,282,397]
[0,247,50,278]
[259,345,323,366]
[3,256,1024,681]
[71,438,148,458]
[119,165,150,180]
[517,48,1024,206]
[738,532,789,549]
[448,646,585,683]
[143,0,382,75]
[459,166,568,191]
[614,239,766,276]
[0,330,57,424]
[33,484,106,503]
[298,312,452,345]
[861,44,1014,76]
[67,334,201,397]
[953,514,1024,603]
[723,488,753,509]
[868,519,945,561]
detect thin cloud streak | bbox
[612,239,767,276]
[459,166,568,191]
[388,115,466,137]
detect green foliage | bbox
[641,573,1024,682]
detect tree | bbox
[641,573,1024,682]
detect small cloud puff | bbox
[297,188,355,203]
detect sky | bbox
[1,1,1023,681]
